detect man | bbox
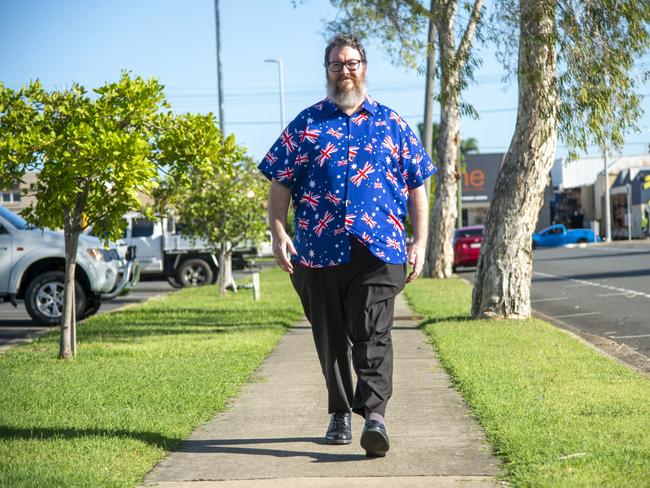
[258,34,436,457]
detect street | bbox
[0,267,258,352]
[457,241,650,363]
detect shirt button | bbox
[345,200,351,205]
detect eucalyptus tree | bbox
[472,0,649,318]
[0,73,226,359]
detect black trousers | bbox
[290,237,407,418]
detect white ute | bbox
[0,207,139,324]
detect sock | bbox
[368,412,384,424]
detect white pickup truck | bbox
[118,213,255,287]
[0,207,139,324]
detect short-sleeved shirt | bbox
[258,96,437,268]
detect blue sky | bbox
[1,0,648,161]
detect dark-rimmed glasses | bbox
[326,60,363,72]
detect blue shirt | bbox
[258,96,437,268]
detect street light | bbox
[265,59,286,131]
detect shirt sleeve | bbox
[258,116,305,189]
[400,122,437,189]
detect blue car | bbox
[532,224,600,248]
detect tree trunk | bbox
[471,0,558,319]
[429,1,459,278]
[422,0,438,278]
[60,210,80,359]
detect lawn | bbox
[404,277,650,488]
[0,267,303,487]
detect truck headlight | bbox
[87,248,103,261]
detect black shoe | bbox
[325,412,352,445]
[361,419,389,457]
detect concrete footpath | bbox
[141,294,502,487]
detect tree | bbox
[326,0,484,278]
[0,73,224,359]
[472,0,649,318]
[172,157,269,296]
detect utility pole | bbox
[603,147,612,242]
[214,0,225,131]
[265,59,286,131]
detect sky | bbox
[1,0,649,162]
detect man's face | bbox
[326,46,366,95]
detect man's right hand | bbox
[272,232,298,274]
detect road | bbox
[457,240,650,367]
[0,267,259,352]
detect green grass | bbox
[0,267,303,488]
[404,277,650,488]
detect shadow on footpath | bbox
[178,437,368,463]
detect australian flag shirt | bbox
[258,96,437,268]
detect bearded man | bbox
[258,34,436,458]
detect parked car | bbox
[0,207,139,324]
[453,225,483,272]
[532,224,600,248]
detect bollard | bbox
[252,272,260,301]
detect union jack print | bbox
[326,128,344,139]
[334,227,346,235]
[402,144,411,160]
[297,218,309,230]
[400,186,409,198]
[280,128,297,155]
[313,211,334,237]
[374,181,383,189]
[344,214,356,228]
[382,135,400,159]
[295,153,309,165]
[264,151,278,165]
[387,237,401,251]
[402,169,409,179]
[364,143,373,154]
[337,158,348,166]
[362,232,374,243]
[350,162,375,187]
[315,142,338,166]
[376,250,386,258]
[410,135,419,145]
[361,212,377,229]
[300,191,320,211]
[298,126,321,143]
[312,102,324,110]
[389,111,407,130]
[348,146,359,161]
[386,212,405,234]
[375,120,387,127]
[385,170,398,185]
[324,191,342,205]
[276,167,294,182]
[413,153,423,165]
[300,256,323,268]
[352,112,369,125]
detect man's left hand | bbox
[406,243,426,283]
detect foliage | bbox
[0,268,303,487]
[488,0,650,159]
[405,277,650,487]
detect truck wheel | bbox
[176,258,214,287]
[82,294,102,319]
[166,275,183,289]
[25,271,87,325]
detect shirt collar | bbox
[323,95,377,117]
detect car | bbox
[0,207,139,324]
[532,224,600,248]
[453,225,483,272]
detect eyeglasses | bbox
[326,60,363,72]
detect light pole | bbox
[265,59,286,131]
[603,147,612,242]
[214,0,225,131]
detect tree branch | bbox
[455,0,484,70]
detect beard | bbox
[327,72,368,110]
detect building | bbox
[0,171,38,213]
[462,152,552,232]
[553,154,650,238]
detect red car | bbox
[453,225,483,272]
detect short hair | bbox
[324,34,367,66]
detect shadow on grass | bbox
[0,425,179,450]
[178,437,368,463]
[418,316,473,328]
